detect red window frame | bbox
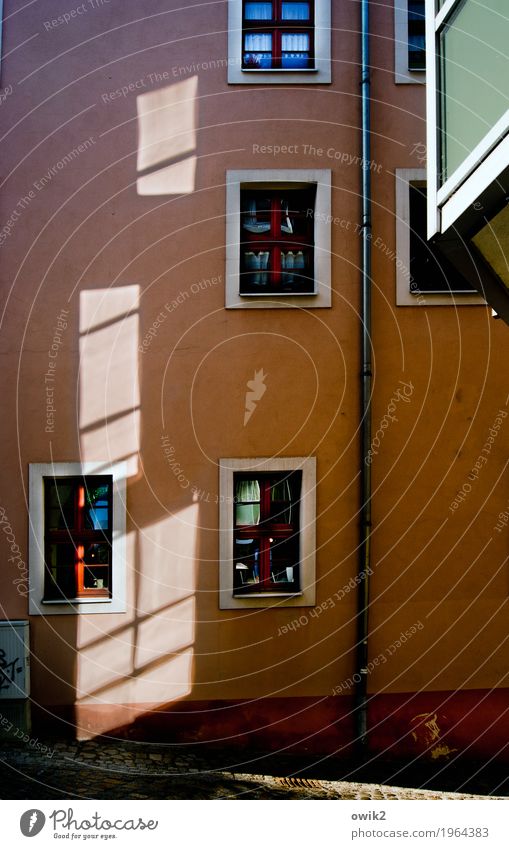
[44,476,113,601]
[233,471,301,594]
[242,1,315,70]
[240,186,315,294]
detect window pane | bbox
[235,479,261,524]
[243,33,273,68]
[439,0,509,182]
[234,538,261,586]
[83,542,111,591]
[281,32,310,51]
[46,481,74,530]
[236,503,261,525]
[242,196,271,233]
[235,479,261,502]
[270,478,293,523]
[281,250,310,290]
[244,2,273,19]
[282,2,310,20]
[84,482,111,530]
[242,251,270,288]
[45,543,76,599]
[281,52,311,69]
[270,538,299,585]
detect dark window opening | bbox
[233,471,301,594]
[44,476,113,601]
[240,186,316,294]
[242,1,315,70]
[408,0,425,71]
[409,184,477,294]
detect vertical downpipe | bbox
[357,0,372,749]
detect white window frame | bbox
[394,0,425,84]
[226,169,332,309]
[227,0,331,84]
[219,456,316,609]
[425,0,509,237]
[28,462,127,615]
[395,168,485,306]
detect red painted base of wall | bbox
[33,689,509,761]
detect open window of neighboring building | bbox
[219,457,316,609]
[226,169,331,309]
[395,169,485,306]
[228,0,331,84]
[29,462,127,615]
[394,0,425,84]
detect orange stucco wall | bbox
[0,0,508,753]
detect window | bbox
[395,169,484,306]
[240,186,315,294]
[242,1,314,70]
[228,0,331,84]
[29,462,127,615]
[219,457,316,609]
[44,476,112,601]
[407,1,425,70]
[233,472,301,593]
[226,169,331,309]
[394,0,425,84]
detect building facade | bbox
[0,0,508,761]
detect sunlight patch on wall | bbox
[79,286,140,476]
[136,76,198,195]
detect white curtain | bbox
[282,33,310,51]
[244,33,272,52]
[244,2,273,20]
[235,479,261,525]
[245,251,270,286]
[281,2,310,20]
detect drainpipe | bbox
[356,0,372,749]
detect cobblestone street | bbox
[1,739,508,800]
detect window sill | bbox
[240,291,318,298]
[233,592,303,598]
[240,68,319,73]
[42,597,112,605]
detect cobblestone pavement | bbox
[1,739,508,799]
